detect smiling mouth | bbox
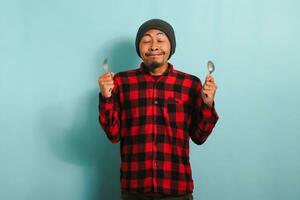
[148,54,163,58]
[145,51,164,57]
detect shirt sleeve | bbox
[189,77,219,145]
[98,79,121,143]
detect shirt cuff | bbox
[202,101,219,123]
[203,101,215,109]
[99,92,113,110]
[99,92,112,102]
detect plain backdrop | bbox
[0,0,299,199]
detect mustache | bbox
[145,51,165,56]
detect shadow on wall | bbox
[41,38,139,200]
[40,90,121,199]
[99,37,140,73]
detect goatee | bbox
[144,61,163,70]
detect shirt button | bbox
[154,161,158,168]
[154,100,158,105]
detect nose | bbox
[150,47,158,51]
[149,41,159,51]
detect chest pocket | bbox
[164,97,184,129]
[165,97,193,130]
[161,97,192,149]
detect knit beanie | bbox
[135,19,176,59]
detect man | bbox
[98,19,219,200]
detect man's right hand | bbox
[98,72,114,98]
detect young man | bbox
[98,19,219,200]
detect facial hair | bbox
[144,50,165,70]
[144,61,163,70]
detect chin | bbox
[145,61,163,69]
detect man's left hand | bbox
[201,75,218,107]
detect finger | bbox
[205,75,215,83]
[103,85,114,91]
[101,72,114,78]
[205,74,212,80]
[203,84,210,90]
[204,87,217,95]
[104,82,114,86]
[202,91,212,99]
[204,78,217,86]
[204,76,212,86]
[99,77,114,82]
[202,88,210,94]
[102,84,114,89]
[206,78,215,85]
[203,85,214,91]
[110,72,115,78]
[204,81,217,87]
[101,80,114,84]
[204,82,216,88]
[202,88,215,95]
[99,81,114,87]
[109,85,114,92]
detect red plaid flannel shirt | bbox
[98,63,219,195]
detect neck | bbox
[147,62,169,76]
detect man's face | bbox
[139,29,171,69]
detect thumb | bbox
[110,72,115,78]
[206,75,215,83]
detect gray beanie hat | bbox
[135,19,176,59]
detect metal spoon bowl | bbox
[102,58,113,92]
[207,60,215,74]
[103,58,108,73]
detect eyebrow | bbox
[142,32,165,37]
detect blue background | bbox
[1,0,299,199]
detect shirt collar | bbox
[138,62,174,76]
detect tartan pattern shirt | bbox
[98,63,219,195]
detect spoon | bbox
[207,60,215,74]
[102,58,113,92]
[204,60,215,98]
[102,58,108,73]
